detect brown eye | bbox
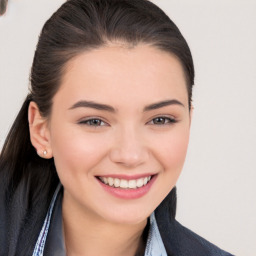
[153,117,166,125]
[150,116,176,125]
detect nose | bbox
[109,126,149,168]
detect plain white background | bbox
[0,1,255,255]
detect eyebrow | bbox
[69,100,116,112]
[143,99,184,111]
[69,99,184,112]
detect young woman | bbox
[0,0,234,255]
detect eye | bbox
[78,118,108,127]
[148,116,177,125]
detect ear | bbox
[28,102,53,159]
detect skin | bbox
[29,43,191,256]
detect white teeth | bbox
[99,175,152,189]
[136,178,144,188]
[128,180,137,189]
[120,179,128,188]
[108,177,114,186]
[114,178,120,188]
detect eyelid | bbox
[146,115,177,125]
[77,115,177,127]
[77,116,110,127]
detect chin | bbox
[99,205,154,226]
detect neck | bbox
[62,193,148,256]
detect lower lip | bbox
[96,175,157,199]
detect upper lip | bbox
[96,173,156,180]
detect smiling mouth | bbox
[97,176,152,189]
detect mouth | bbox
[97,175,152,189]
[96,174,157,199]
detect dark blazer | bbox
[155,195,234,256]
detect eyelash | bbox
[78,116,177,127]
[148,116,177,125]
[78,118,108,127]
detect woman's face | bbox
[47,44,191,224]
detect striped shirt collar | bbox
[32,184,167,256]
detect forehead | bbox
[56,44,188,108]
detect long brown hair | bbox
[0,0,194,254]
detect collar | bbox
[32,184,167,256]
[145,212,168,256]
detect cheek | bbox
[49,124,109,177]
[148,128,190,209]
[157,128,190,173]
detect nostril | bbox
[109,147,149,167]
[109,131,149,167]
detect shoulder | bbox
[0,167,37,255]
[155,200,234,256]
[163,219,233,256]
[0,165,58,256]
